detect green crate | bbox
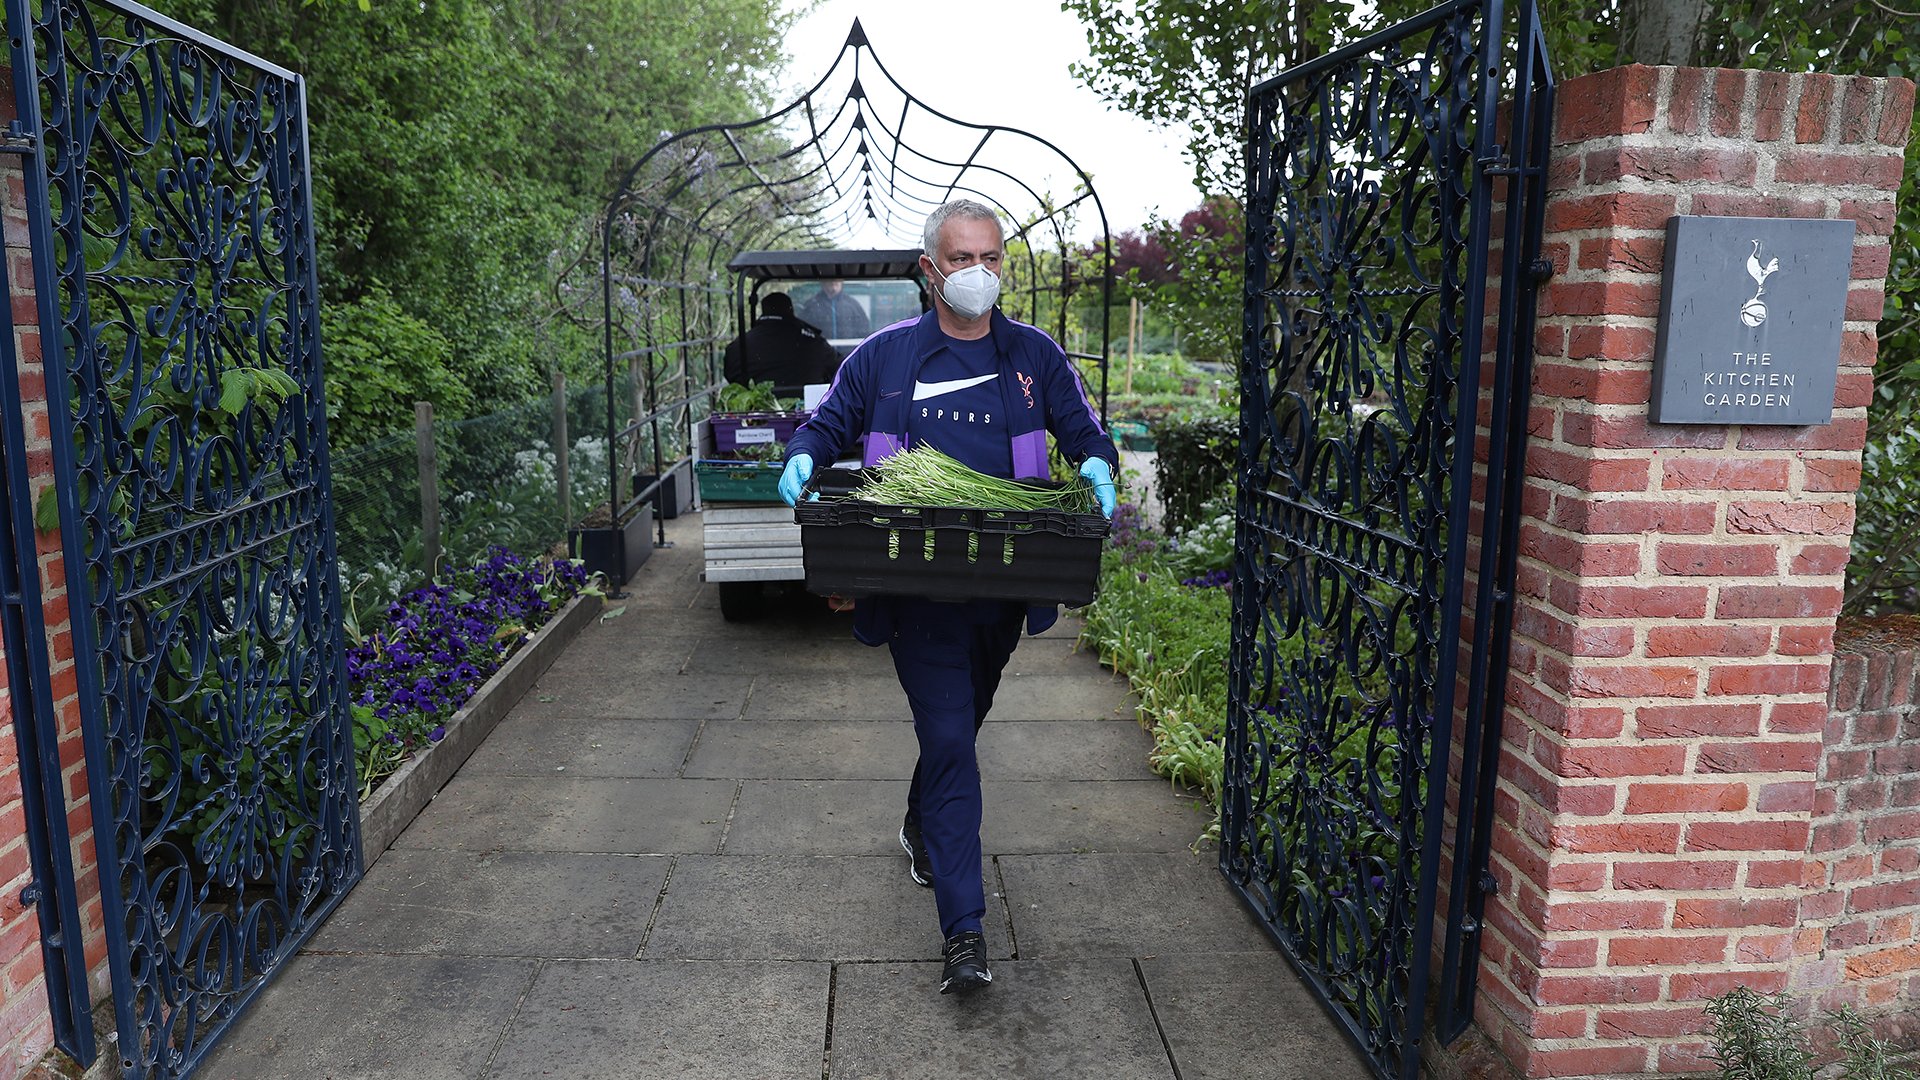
[1110,419,1155,452]
[695,459,785,502]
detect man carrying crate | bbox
[778,199,1118,996]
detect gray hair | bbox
[922,199,1004,259]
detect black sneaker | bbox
[940,931,992,995]
[899,818,932,888]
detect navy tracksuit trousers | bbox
[888,598,1025,939]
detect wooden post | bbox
[552,370,570,528]
[415,401,440,580]
[1124,296,1139,396]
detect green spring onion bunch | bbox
[850,445,1098,516]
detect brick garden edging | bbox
[356,591,601,868]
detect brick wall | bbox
[0,68,108,1080]
[0,691,50,1077]
[1809,623,1920,1032]
[1472,64,1916,1077]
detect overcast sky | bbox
[775,0,1201,245]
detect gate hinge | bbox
[0,121,36,154]
[1528,257,1555,283]
[19,880,40,906]
[1477,870,1501,895]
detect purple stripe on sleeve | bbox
[1011,430,1048,479]
[863,431,905,467]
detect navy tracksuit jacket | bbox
[786,308,1116,938]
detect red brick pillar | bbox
[1473,65,1916,1076]
[0,66,109,1079]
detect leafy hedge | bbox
[1152,415,1237,533]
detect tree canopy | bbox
[148,0,793,447]
[1065,0,1919,611]
[1065,0,1913,193]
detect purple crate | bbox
[710,411,808,453]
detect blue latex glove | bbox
[1079,456,1117,519]
[778,453,814,507]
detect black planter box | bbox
[794,468,1109,606]
[632,462,692,519]
[569,501,654,585]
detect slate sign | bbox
[1650,215,1854,425]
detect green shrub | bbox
[323,286,473,446]
[1704,988,1914,1080]
[1153,414,1237,533]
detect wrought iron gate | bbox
[2,2,361,1076]
[1223,1,1552,1077]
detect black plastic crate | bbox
[794,467,1110,606]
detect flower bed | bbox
[348,547,592,798]
[1080,500,1232,837]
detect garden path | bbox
[200,512,1371,1080]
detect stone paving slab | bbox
[538,621,699,679]
[197,954,535,1080]
[680,632,889,675]
[997,852,1275,958]
[586,598,728,636]
[739,671,1134,722]
[976,721,1160,782]
[674,627,1100,677]
[486,960,830,1080]
[741,674,911,721]
[981,781,1214,853]
[643,854,1011,962]
[683,719,918,780]
[827,958,1176,1080]
[308,850,667,958]
[1140,952,1373,1080]
[681,718,1161,783]
[392,774,736,854]
[983,673,1137,721]
[461,716,700,778]
[510,670,752,721]
[721,779,909,855]
[1001,636,1109,675]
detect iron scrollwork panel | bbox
[1225,3,1493,1078]
[12,1,360,1076]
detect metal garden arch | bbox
[580,19,1119,586]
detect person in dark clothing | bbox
[779,200,1117,998]
[798,279,871,341]
[721,291,840,395]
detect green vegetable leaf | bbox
[218,371,251,416]
[33,484,58,533]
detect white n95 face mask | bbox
[936,264,1001,320]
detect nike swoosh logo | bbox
[913,373,998,401]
